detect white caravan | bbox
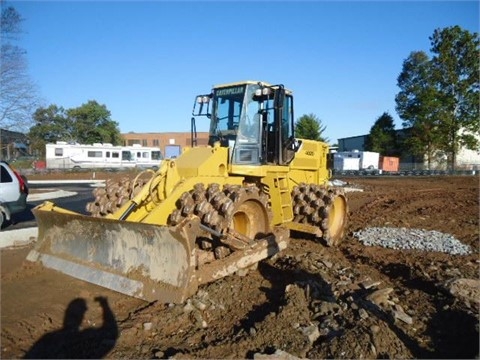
[333,150,380,171]
[45,142,163,170]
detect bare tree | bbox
[0,2,41,132]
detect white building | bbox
[337,129,480,170]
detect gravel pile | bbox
[353,227,472,255]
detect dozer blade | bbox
[27,207,200,303]
[197,226,290,285]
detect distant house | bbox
[121,131,210,159]
[0,129,30,160]
[337,135,368,152]
[337,129,480,170]
[455,129,480,170]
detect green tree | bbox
[28,101,122,155]
[429,26,479,169]
[395,26,479,170]
[28,105,70,156]
[396,51,442,169]
[364,112,398,156]
[67,100,122,145]
[0,2,41,131]
[295,113,329,142]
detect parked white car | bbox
[0,161,29,229]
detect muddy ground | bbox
[1,173,479,359]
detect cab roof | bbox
[213,80,293,95]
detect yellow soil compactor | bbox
[27,81,348,303]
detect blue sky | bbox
[11,0,479,144]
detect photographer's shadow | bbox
[24,296,118,359]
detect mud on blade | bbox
[28,207,200,303]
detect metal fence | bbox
[398,162,480,171]
[333,162,479,177]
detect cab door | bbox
[263,87,296,165]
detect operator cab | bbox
[192,81,299,166]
